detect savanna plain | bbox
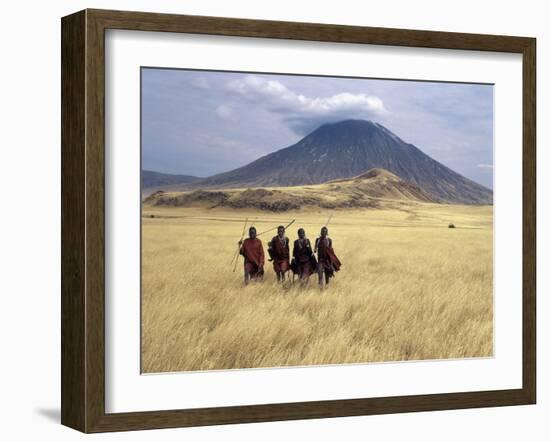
[141,200,493,373]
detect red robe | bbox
[240,238,265,276]
[292,238,316,277]
[315,237,342,276]
[268,235,290,273]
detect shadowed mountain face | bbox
[191,120,493,205]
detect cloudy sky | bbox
[142,68,494,188]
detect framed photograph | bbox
[61,9,536,433]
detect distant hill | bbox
[142,170,201,189]
[143,167,437,212]
[187,119,492,205]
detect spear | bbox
[257,219,296,237]
[230,217,248,269]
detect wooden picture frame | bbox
[61,8,536,433]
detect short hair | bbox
[298,228,305,234]
[277,225,285,230]
[321,226,328,232]
[249,226,256,232]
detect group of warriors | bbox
[238,225,341,288]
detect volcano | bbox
[151,119,493,205]
[191,120,492,204]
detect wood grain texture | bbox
[89,8,532,52]
[85,10,107,433]
[522,38,536,404]
[60,8,537,433]
[61,10,86,432]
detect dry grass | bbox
[141,202,493,373]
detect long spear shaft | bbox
[257,219,295,237]
[232,251,241,273]
[285,218,296,231]
[230,217,248,267]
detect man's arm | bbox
[305,239,313,256]
[259,241,265,266]
[239,239,245,256]
[267,238,275,262]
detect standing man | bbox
[268,225,290,282]
[314,226,342,289]
[239,226,265,285]
[292,228,316,284]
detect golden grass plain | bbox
[141,201,493,373]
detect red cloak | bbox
[315,237,342,273]
[240,238,265,276]
[292,238,316,277]
[268,235,290,273]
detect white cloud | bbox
[215,104,234,120]
[226,75,387,134]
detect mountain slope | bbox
[143,167,437,212]
[191,120,492,205]
[142,170,201,189]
